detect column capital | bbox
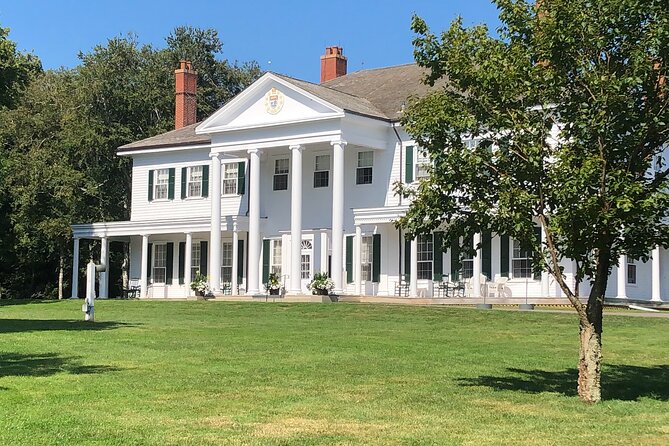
[289,144,304,152]
[183,231,192,236]
[209,152,221,159]
[247,148,262,155]
[330,140,347,148]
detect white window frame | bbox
[627,258,637,285]
[221,241,233,283]
[356,151,373,185]
[417,234,433,280]
[313,153,330,188]
[273,158,289,191]
[512,239,533,279]
[415,148,430,181]
[191,242,201,279]
[154,168,169,200]
[152,243,167,284]
[222,163,239,196]
[271,239,282,276]
[186,166,203,198]
[361,236,373,281]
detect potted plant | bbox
[307,272,335,296]
[190,272,209,297]
[264,272,282,295]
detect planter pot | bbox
[269,288,280,295]
[312,289,329,296]
[195,290,205,297]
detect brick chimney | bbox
[320,46,347,83]
[175,60,197,129]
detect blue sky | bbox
[1,0,501,83]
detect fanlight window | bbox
[301,240,313,250]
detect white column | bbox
[652,246,661,302]
[617,254,627,299]
[331,140,347,293]
[472,232,482,298]
[209,152,222,292]
[71,238,80,299]
[354,225,362,295]
[540,227,550,297]
[184,232,192,297]
[289,144,304,294]
[232,227,239,294]
[99,236,109,299]
[140,234,149,298]
[320,230,329,274]
[409,237,418,297]
[247,148,262,295]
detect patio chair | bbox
[394,274,410,297]
[488,276,509,298]
[122,278,141,299]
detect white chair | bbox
[488,276,509,298]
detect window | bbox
[154,169,169,200]
[187,166,203,197]
[416,150,430,180]
[221,241,233,282]
[417,234,433,280]
[153,244,167,283]
[271,240,282,276]
[191,242,201,279]
[512,239,533,278]
[273,158,289,191]
[465,138,481,149]
[361,236,373,281]
[356,151,373,185]
[461,238,474,279]
[627,258,637,284]
[222,163,239,195]
[314,154,330,188]
[301,255,311,279]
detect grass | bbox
[0,300,667,445]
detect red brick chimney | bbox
[320,46,347,83]
[175,60,197,129]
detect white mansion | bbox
[71,48,666,302]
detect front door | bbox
[300,239,313,293]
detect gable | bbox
[196,73,344,134]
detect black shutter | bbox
[202,165,209,198]
[405,146,414,183]
[237,162,246,195]
[500,235,509,277]
[200,241,208,275]
[237,239,244,283]
[482,232,492,280]
[433,232,443,281]
[346,235,353,283]
[181,167,187,199]
[450,239,460,280]
[372,234,381,283]
[165,243,174,284]
[178,242,185,284]
[404,238,411,280]
[168,168,175,200]
[148,170,154,201]
[147,243,153,280]
[262,239,270,284]
[534,226,543,280]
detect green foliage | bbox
[0,26,41,109]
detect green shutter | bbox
[405,146,414,183]
[482,232,492,280]
[372,234,381,283]
[237,239,244,283]
[237,162,246,195]
[450,239,460,281]
[202,165,209,198]
[346,235,353,283]
[178,242,185,284]
[404,238,411,280]
[181,167,187,199]
[433,232,443,281]
[200,241,208,275]
[147,243,153,280]
[534,226,542,280]
[168,168,175,200]
[262,239,270,284]
[165,243,174,285]
[148,170,154,201]
[500,235,509,277]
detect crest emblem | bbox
[264,87,284,115]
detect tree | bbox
[0,26,41,109]
[397,0,669,403]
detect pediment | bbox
[196,73,343,134]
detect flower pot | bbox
[269,288,280,295]
[312,289,329,296]
[195,290,205,297]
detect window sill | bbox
[221,194,242,198]
[184,195,205,201]
[150,199,171,203]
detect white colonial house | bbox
[71,48,667,303]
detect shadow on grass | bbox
[458,364,669,401]
[0,299,64,306]
[0,352,120,378]
[0,319,133,334]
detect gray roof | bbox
[119,64,433,152]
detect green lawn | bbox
[0,300,667,445]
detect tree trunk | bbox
[578,319,602,402]
[58,254,64,300]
